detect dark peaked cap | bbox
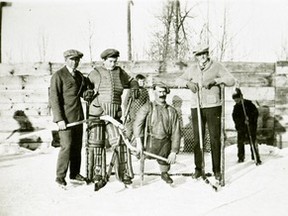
[63,49,83,59]
[100,49,120,59]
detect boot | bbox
[238,158,244,163]
[122,174,133,185]
[214,172,221,181]
[56,177,67,186]
[161,172,173,184]
[192,170,202,179]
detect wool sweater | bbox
[178,60,235,108]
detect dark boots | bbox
[161,172,173,184]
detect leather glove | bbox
[167,152,177,164]
[186,81,199,93]
[202,80,217,89]
[132,88,140,100]
[57,120,66,130]
[83,89,95,102]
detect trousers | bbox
[191,106,221,174]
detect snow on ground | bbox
[0,144,288,216]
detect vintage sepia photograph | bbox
[0,0,288,215]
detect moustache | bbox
[159,95,166,99]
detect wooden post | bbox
[127,0,133,60]
[0,2,12,63]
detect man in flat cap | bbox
[50,49,90,187]
[232,88,261,164]
[177,44,235,182]
[133,82,181,184]
[85,48,139,186]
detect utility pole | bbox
[127,0,133,60]
[0,1,12,63]
[206,0,210,46]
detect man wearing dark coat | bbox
[232,89,261,164]
[49,49,89,186]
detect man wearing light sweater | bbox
[177,44,235,181]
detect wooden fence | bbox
[0,61,287,149]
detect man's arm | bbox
[214,62,236,87]
[119,68,139,98]
[133,103,150,154]
[170,109,181,154]
[175,67,192,87]
[49,73,64,123]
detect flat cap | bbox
[192,44,209,55]
[100,48,120,59]
[153,81,170,93]
[63,49,83,59]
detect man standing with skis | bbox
[232,88,262,164]
[177,44,235,181]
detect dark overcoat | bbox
[49,66,87,124]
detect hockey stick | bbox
[238,89,261,166]
[196,88,220,191]
[220,84,226,186]
[98,97,134,190]
[195,88,205,177]
[100,115,175,164]
[196,89,211,182]
[2,118,97,143]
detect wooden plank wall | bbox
[0,61,287,148]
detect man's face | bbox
[138,79,146,87]
[65,57,80,70]
[103,57,117,70]
[195,52,209,65]
[233,98,241,104]
[154,86,167,104]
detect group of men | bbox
[49,45,264,188]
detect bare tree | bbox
[38,28,49,62]
[218,5,228,61]
[207,2,235,61]
[148,0,195,62]
[87,20,95,63]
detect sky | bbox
[2,0,288,63]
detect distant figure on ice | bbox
[232,88,262,164]
[133,82,181,184]
[123,74,150,140]
[257,105,286,147]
